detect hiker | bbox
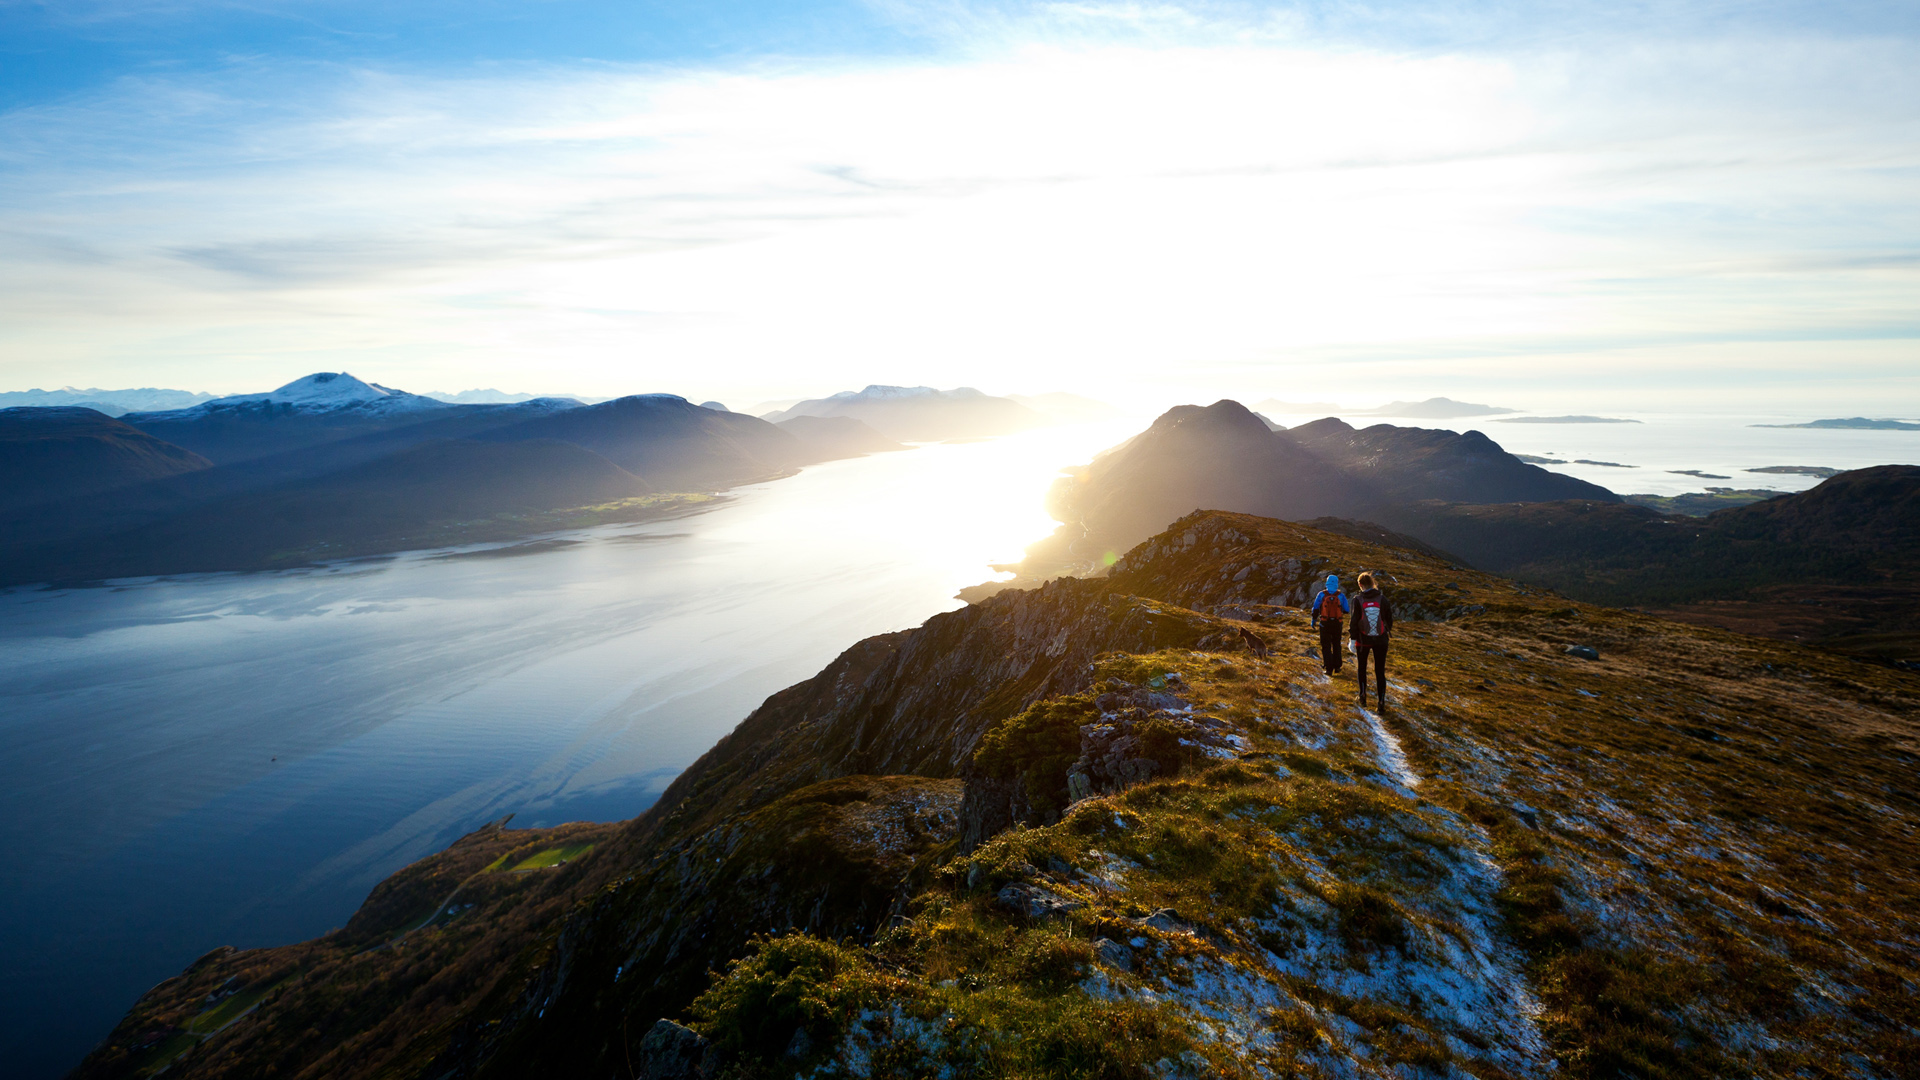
[1308,574,1349,675]
[1350,571,1394,709]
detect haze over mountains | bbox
[0,373,911,585]
[0,386,216,416]
[1253,396,1517,419]
[759,385,1048,441]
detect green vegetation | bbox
[1624,488,1782,516]
[507,842,597,871]
[186,980,282,1036]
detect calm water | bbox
[4,410,1912,1076]
[0,420,1140,1079]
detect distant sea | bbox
[1261,409,1920,495]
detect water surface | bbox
[0,420,1138,1078]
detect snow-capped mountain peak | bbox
[198,372,449,415]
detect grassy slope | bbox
[72,513,1920,1079]
[74,819,622,1080]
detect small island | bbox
[1496,415,1640,424]
[1753,417,1920,430]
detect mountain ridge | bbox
[73,511,1920,1080]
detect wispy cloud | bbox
[0,8,1915,408]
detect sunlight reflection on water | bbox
[0,417,1144,1078]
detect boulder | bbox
[638,1019,713,1080]
[995,883,1085,920]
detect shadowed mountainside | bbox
[0,407,211,512]
[1032,399,1612,568]
[1017,402,1919,660]
[1378,466,1920,659]
[0,394,878,587]
[77,512,1919,1080]
[0,439,695,584]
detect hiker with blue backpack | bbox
[1350,571,1395,709]
[1308,574,1349,676]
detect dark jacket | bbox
[1348,588,1393,640]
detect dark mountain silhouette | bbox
[1357,466,1920,658]
[0,439,656,584]
[761,385,1046,441]
[0,390,883,586]
[0,407,211,512]
[1047,401,1356,561]
[1286,416,1615,506]
[487,394,809,489]
[1379,466,1920,599]
[1032,400,1611,566]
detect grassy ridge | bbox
[72,512,1920,1079]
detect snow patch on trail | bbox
[1361,708,1420,797]
[1349,705,1556,1075]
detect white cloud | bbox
[0,25,1915,410]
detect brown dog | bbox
[1238,627,1271,660]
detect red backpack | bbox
[1318,592,1343,621]
[1356,596,1386,637]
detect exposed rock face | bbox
[637,1020,712,1079]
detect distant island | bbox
[1496,415,1639,424]
[1670,469,1731,479]
[1574,459,1635,467]
[1753,417,1920,430]
[1251,396,1516,419]
[1749,465,1840,477]
[1514,453,1566,464]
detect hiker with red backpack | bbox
[1308,574,1349,675]
[1350,571,1395,709]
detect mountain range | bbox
[1028,399,1613,571]
[0,373,899,585]
[1018,399,1920,661]
[74,511,1920,1079]
[760,385,1048,441]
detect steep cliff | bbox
[77,513,1920,1079]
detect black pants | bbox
[1318,619,1343,673]
[1355,637,1388,704]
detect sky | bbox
[1,1,1916,414]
